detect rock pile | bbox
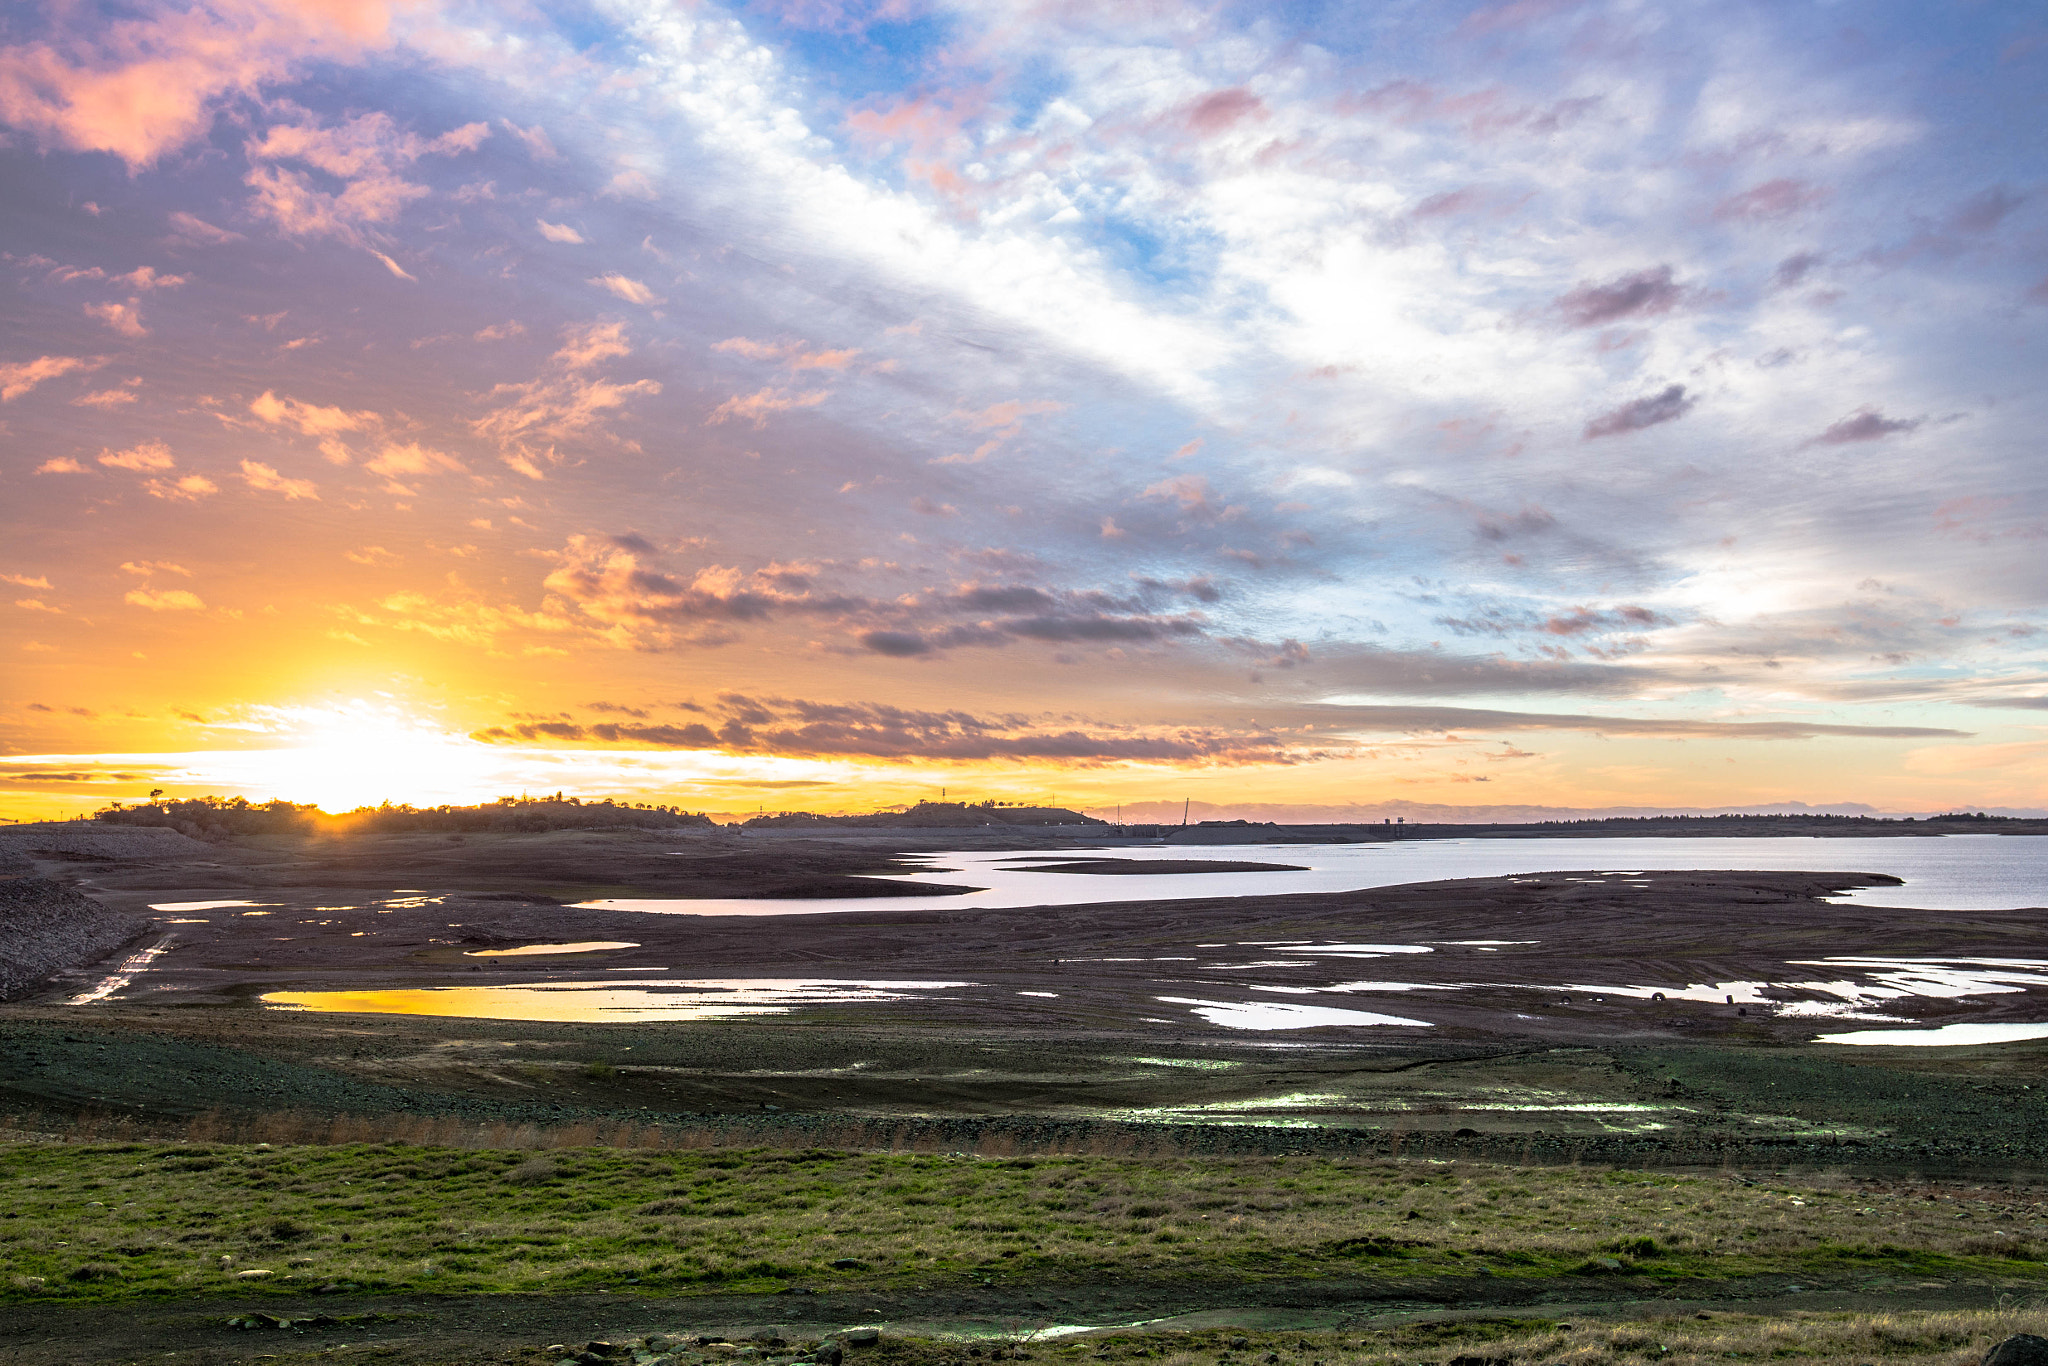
[552,1329,880,1366]
[0,873,148,1000]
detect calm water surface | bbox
[579,834,2048,916]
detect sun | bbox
[226,700,515,812]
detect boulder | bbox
[839,1330,880,1348]
[1983,1336,2048,1366]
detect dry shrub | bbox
[503,1157,559,1185]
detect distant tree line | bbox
[742,799,1103,829]
[93,794,714,839]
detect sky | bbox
[1,0,2045,822]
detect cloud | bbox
[72,386,138,407]
[1551,266,1687,328]
[1812,408,1922,445]
[249,390,377,435]
[1713,178,1830,222]
[472,322,661,459]
[241,108,484,256]
[83,299,146,337]
[472,693,1314,765]
[0,0,401,168]
[146,474,218,500]
[1185,87,1264,136]
[238,459,319,499]
[503,120,557,161]
[536,219,585,244]
[120,560,191,576]
[2,573,53,589]
[1949,185,2028,234]
[1,354,97,400]
[1312,703,1966,741]
[590,273,659,305]
[166,211,245,244]
[365,441,465,476]
[1583,384,1696,439]
[98,439,176,471]
[124,588,206,611]
[706,387,828,427]
[35,457,87,474]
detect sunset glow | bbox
[3,0,2044,821]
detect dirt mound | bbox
[0,877,148,1000]
[0,822,212,861]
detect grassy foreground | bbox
[4,1141,2046,1301]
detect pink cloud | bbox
[714,337,859,370]
[705,387,828,428]
[83,299,147,337]
[1185,88,1263,136]
[0,0,404,169]
[0,354,99,401]
[1713,178,1831,222]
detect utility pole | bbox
[1181,798,1189,827]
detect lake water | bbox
[578,833,2048,916]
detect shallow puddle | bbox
[66,937,177,1005]
[1153,996,1433,1030]
[261,978,977,1022]
[463,941,640,957]
[149,899,276,911]
[1816,1021,2048,1046]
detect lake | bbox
[578,833,2048,916]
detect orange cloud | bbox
[146,474,219,500]
[239,459,319,499]
[124,587,206,611]
[98,439,176,471]
[365,441,465,476]
[72,387,138,407]
[249,389,378,435]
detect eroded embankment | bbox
[0,857,148,1001]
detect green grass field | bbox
[4,1141,2044,1302]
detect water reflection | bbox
[262,978,976,1022]
[1817,1021,2048,1047]
[463,941,639,957]
[1153,996,1432,1030]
